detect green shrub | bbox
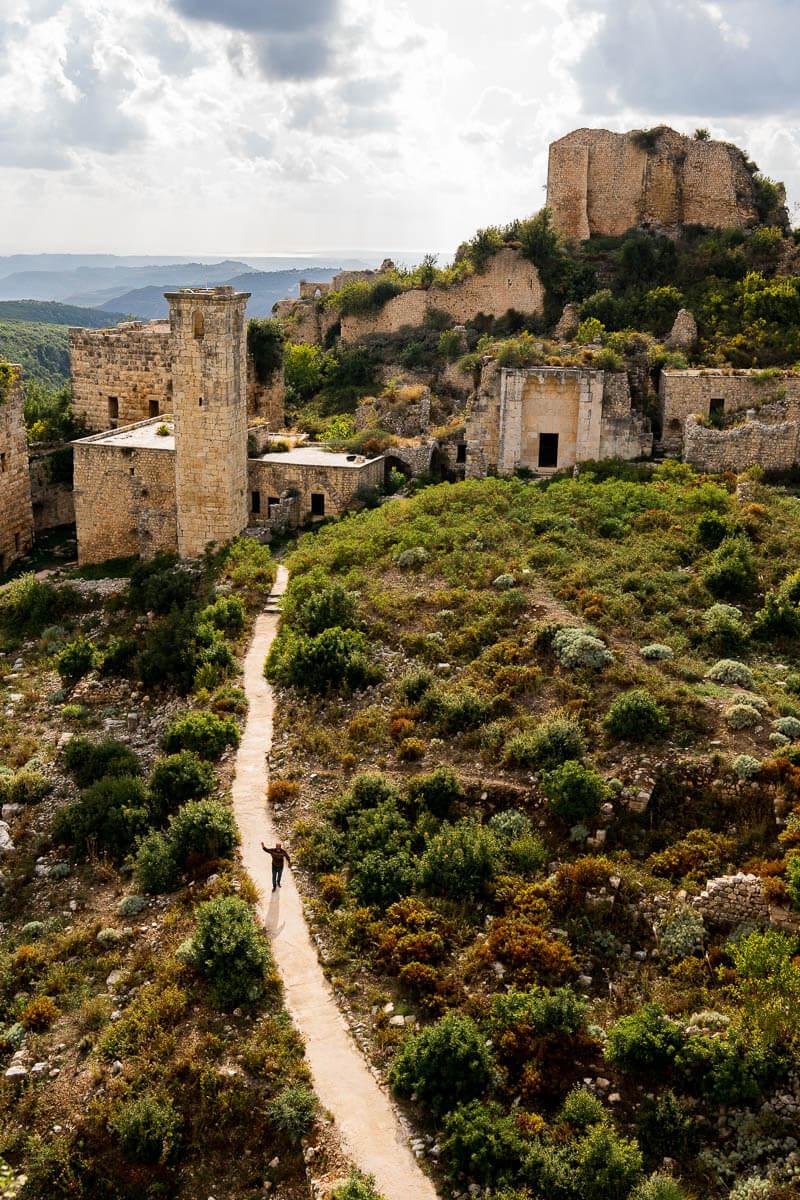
[787,856,800,910]
[200,595,245,635]
[421,686,494,733]
[419,819,500,900]
[52,775,150,861]
[0,767,51,805]
[406,767,463,817]
[54,637,95,685]
[268,1083,317,1144]
[111,1093,182,1164]
[62,736,141,788]
[572,1124,643,1200]
[161,711,239,760]
[707,658,754,689]
[702,603,748,652]
[134,831,180,894]
[605,1004,683,1071]
[631,1177,690,1200]
[350,848,416,908]
[148,751,215,821]
[703,535,757,600]
[167,799,237,866]
[559,1086,606,1131]
[673,1034,769,1105]
[389,1013,495,1117]
[604,690,669,742]
[732,754,761,780]
[127,554,195,614]
[330,1173,384,1200]
[294,583,357,635]
[186,896,270,1007]
[266,626,378,694]
[440,1100,524,1187]
[542,760,607,824]
[725,703,761,730]
[640,644,673,661]
[135,608,198,693]
[552,626,613,670]
[774,716,800,740]
[656,908,705,961]
[636,1089,696,1171]
[503,714,585,769]
[752,591,800,640]
[490,986,588,1039]
[696,513,731,550]
[98,636,138,678]
[398,668,434,703]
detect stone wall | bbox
[247,456,384,524]
[28,447,75,531]
[273,298,339,347]
[0,369,34,573]
[356,388,432,437]
[684,412,800,473]
[168,289,250,558]
[465,364,651,477]
[659,369,800,452]
[73,429,177,565]
[339,249,544,343]
[547,126,782,241]
[70,322,173,432]
[247,358,285,428]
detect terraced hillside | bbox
[266,465,800,1200]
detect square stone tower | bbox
[166,286,251,558]
[0,366,34,574]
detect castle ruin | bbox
[0,368,34,574]
[547,127,787,241]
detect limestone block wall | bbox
[247,358,285,428]
[168,289,249,558]
[466,363,651,476]
[684,412,800,474]
[356,389,432,437]
[0,369,34,573]
[273,298,339,347]
[73,433,177,565]
[659,370,800,452]
[247,457,384,523]
[70,323,172,432]
[339,249,544,343]
[28,447,75,531]
[547,127,772,241]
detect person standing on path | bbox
[261,840,291,891]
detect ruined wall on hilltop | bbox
[659,369,800,452]
[339,249,544,343]
[70,323,173,432]
[684,412,800,474]
[547,127,781,241]
[0,368,34,572]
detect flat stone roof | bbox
[256,446,382,469]
[69,320,170,336]
[76,418,175,451]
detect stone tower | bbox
[0,366,34,574]
[166,286,251,558]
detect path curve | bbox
[232,565,438,1200]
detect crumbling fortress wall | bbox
[465,362,651,477]
[339,249,544,343]
[70,322,173,431]
[684,409,800,474]
[547,127,785,241]
[660,369,800,453]
[0,368,34,573]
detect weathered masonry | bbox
[547,126,786,241]
[70,320,284,434]
[248,446,384,529]
[659,369,800,454]
[0,368,34,573]
[465,363,652,477]
[167,288,250,558]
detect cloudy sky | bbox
[2,0,799,255]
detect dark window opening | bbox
[149,400,160,418]
[710,397,725,418]
[538,432,559,469]
[108,396,119,427]
[456,443,467,464]
[193,310,205,339]
[268,496,280,507]
[198,397,203,407]
[0,453,6,473]
[311,493,326,517]
[251,490,261,514]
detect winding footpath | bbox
[232,566,438,1200]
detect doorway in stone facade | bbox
[538,433,559,469]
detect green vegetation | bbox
[247,317,285,384]
[0,320,70,386]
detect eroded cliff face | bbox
[547,126,788,240]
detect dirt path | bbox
[232,565,439,1200]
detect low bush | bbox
[656,907,705,961]
[702,535,758,600]
[161,711,239,760]
[707,659,754,689]
[787,855,800,910]
[702,603,748,653]
[631,1176,691,1200]
[20,995,59,1031]
[733,754,761,780]
[111,1093,183,1164]
[134,831,180,894]
[167,798,238,866]
[559,1086,606,1131]
[266,626,379,694]
[331,1173,384,1200]
[398,668,434,703]
[407,767,463,817]
[62,736,141,788]
[440,1100,524,1188]
[0,767,51,805]
[268,1083,317,1144]
[419,819,501,900]
[421,686,494,734]
[605,1004,683,1071]
[148,751,216,820]
[649,829,735,881]
[185,896,270,1007]
[774,716,800,740]
[552,626,613,670]
[542,760,607,824]
[490,985,588,1041]
[503,713,585,769]
[389,1013,495,1117]
[725,703,761,730]
[52,775,150,860]
[293,583,358,635]
[200,595,245,635]
[636,1088,696,1171]
[640,644,673,661]
[604,690,669,742]
[54,637,96,686]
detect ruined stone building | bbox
[0,368,34,573]
[547,127,787,241]
[465,363,652,477]
[70,319,284,433]
[73,288,384,565]
[659,369,800,455]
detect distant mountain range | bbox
[0,300,127,327]
[98,267,343,320]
